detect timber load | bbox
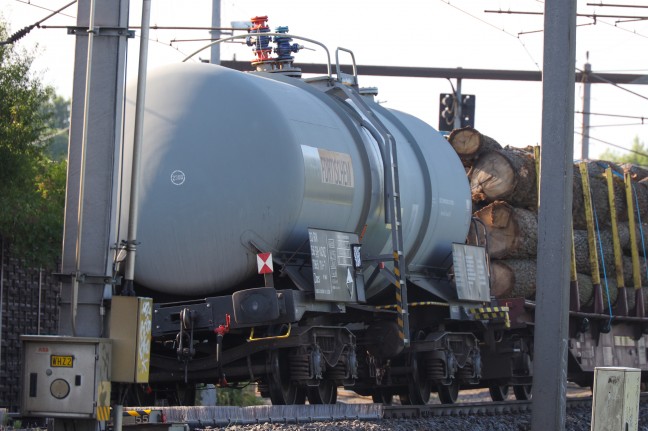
[450,126,648,314]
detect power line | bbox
[518,20,597,36]
[12,1,192,57]
[2,0,76,45]
[588,122,647,128]
[575,131,648,157]
[587,2,648,8]
[596,18,648,39]
[580,68,648,102]
[437,0,541,70]
[486,6,648,40]
[576,111,648,121]
[485,9,648,19]
[13,0,76,20]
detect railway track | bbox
[127,394,646,427]
[382,397,593,419]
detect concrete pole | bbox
[55,1,128,429]
[581,56,591,160]
[531,1,577,430]
[210,0,221,64]
[59,0,129,337]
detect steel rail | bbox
[124,393,648,426]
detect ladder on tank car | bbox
[327,48,410,346]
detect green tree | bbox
[41,94,71,161]
[599,136,648,166]
[0,21,67,267]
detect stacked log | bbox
[449,126,648,313]
[448,126,502,167]
[470,147,538,209]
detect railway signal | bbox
[438,93,476,132]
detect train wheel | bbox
[438,381,459,404]
[513,384,532,400]
[371,389,393,405]
[488,385,509,401]
[400,352,431,405]
[307,380,337,404]
[267,350,306,405]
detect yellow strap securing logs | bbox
[606,167,625,288]
[625,172,642,289]
[580,162,601,285]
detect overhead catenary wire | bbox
[13,0,76,20]
[576,111,648,121]
[437,0,541,70]
[39,25,247,31]
[518,21,597,36]
[574,131,648,158]
[578,68,648,102]
[1,0,77,45]
[587,2,648,8]
[16,2,192,57]
[487,5,648,40]
[485,9,648,20]
[587,122,647,128]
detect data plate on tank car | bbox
[452,244,490,302]
[309,228,359,303]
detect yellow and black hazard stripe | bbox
[393,251,405,342]
[468,307,511,328]
[377,301,450,310]
[469,306,511,328]
[124,409,153,418]
[469,306,510,319]
[96,406,111,421]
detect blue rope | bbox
[595,161,624,180]
[591,189,614,323]
[631,183,648,282]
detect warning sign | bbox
[257,253,273,274]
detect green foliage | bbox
[216,385,266,406]
[0,21,67,267]
[41,94,71,161]
[599,136,648,166]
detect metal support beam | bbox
[59,0,129,337]
[210,0,221,64]
[531,1,577,430]
[581,58,592,159]
[220,60,648,84]
[453,78,462,130]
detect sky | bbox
[2,0,648,159]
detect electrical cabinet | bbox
[21,336,111,420]
[591,366,640,431]
[109,296,152,383]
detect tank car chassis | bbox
[146,257,516,406]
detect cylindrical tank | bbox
[122,63,471,296]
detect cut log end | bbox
[448,127,482,158]
[471,151,516,202]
